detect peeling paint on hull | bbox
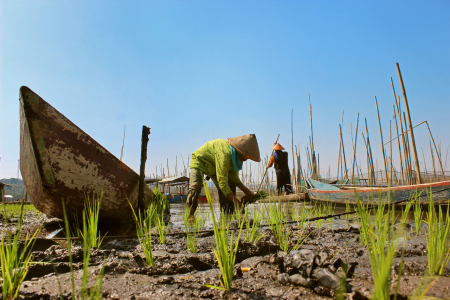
[19,86,153,222]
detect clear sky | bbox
[1,1,449,180]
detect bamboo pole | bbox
[362,132,371,185]
[291,109,296,190]
[375,96,389,183]
[337,125,342,180]
[403,113,413,184]
[339,124,348,179]
[351,113,359,184]
[396,62,421,184]
[395,96,411,184]
[257,134,280,192]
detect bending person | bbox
[187,134,260,217]
[266,143,292,195]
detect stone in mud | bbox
[312,268,339,290]
[287,274,311,287]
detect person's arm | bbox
[266,154,275,169]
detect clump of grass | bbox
[152,206,167,244]
[325,202,335,229]
[152,187,170,214]
[129,202,154,267]
[425,192,450,275]
[292,202,314,228]
[244,207,266,243]
[314,203,324,228]
[413,193,423,235]
[399,197,414,229]
[62,200,105,299]
[356,193,403,300]
[263,195,308,253]
[204,179,245,290]
[183,206,208,253]
[0,194,40,300]
[345,202,352,220]
[81,192,105,249]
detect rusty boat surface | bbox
[19,86,153,222]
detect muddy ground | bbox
[2,210,450,300]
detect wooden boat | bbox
[19,86,154,222]
[305,178,450,205]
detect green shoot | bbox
[0,193,40,300]
[81,192,104,249]
[425,191,450,275]
[413,193,423,235]
[356,192,403,300]
[325,202,335,229]
[152,205,167,244]
[128,202,154,267]
[244,207,266,243]
[204,179,246,290]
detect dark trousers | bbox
[186,168,237,214]
[276,169,292,194]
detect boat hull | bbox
[19,86,153,222]
[307,179,450,205]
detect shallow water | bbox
[169,201,353,230]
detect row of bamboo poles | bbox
[145,63,448,196]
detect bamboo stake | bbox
[395,95,411,184]
[362,132,371,185]
[351,113,359,184]
[339,124,348,179]
[403,113,413,184]
[257,134,280,192]
[337,131,342,180]
[396,62,421,184]
[375,96,389,183]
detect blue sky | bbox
[1,1,449,180]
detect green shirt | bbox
[190,139,243,197]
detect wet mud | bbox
[3,211,450,300]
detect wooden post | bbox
[139,126,151,210]
[351,113,359,184]
[339,124,348,179]
[291,109,296,191]
[375,96,389,183]
[396,63,421,184]
[393,105,405,185]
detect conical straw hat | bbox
[227,134,261,162]
[271,143,285,151]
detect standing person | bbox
[266,143,292,195]
[187,134,260,217]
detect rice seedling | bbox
[62,200,106,299]
[356,193,404,300]
[244,207,266,243]
[294,202,314,228]
[0,194,40,300]
[325,201,335,229]
[400,197,414,228]
[345,202,352,220]
[1,203,40,218]
[413,193,423,235]
[263,196,308,253]
[314,203,324,228]
[128,202,154,267]
[81,192,104,249]
[152,187,170,214]
[424,192,450,275]
[183,206,207,253]
[152,205,167,244]
[204,179,246,290]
